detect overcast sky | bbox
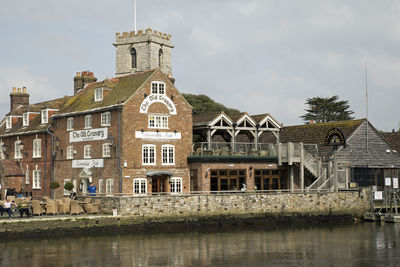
[1,1,399,131]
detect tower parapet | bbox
[114,28,174,77]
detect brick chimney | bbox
[10,87,29,112]
[73,71,97,95]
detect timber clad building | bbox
[1,27,400,199]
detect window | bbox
[133,178,147,194]
[33,170,41,189]
[41,109,48,124]
[14,140,22,159]
[130,47,137,69]
[101,112,111,126]
[23,113,29,127]
[106,179,114,195]
[103,143,111,157]
[151,81,165,95]
[72,179,77,193]
[84,145,91,158]
[63,179,71,195]
[0,140,5,160]
[94,88,103,102]
[158,49,163,68]
[142,145,156,165]
[170,177,182,194]
[32,138,41,158]
[6,116,12,129]
[85,115,92,129]
[67,117,74,131]
[25,165,29,184]
[99,179,104,195]
[148,115,168,129]
[162,145,174,165]
[67,146,74,159]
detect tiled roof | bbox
[193,112,225,125]
[280,119,365,158]
[381,131,400,153]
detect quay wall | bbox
[100,189,371,217]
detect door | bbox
[81,178,89,194]
[151,176,167,193]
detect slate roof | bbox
[280,119,365,158]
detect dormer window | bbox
[151,82,165,95]
[41,109,48,124]
[23,113,29,127]
[6,116,12,129]
[94,88,103,102]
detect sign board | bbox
[70,128,108,142]
[139,94,177,115]
[374,191,383,200]
[385,177,392,186]
[325,128,346,149]
[393,178,399,189]
[72,159,104,168]
[135,131,181,140]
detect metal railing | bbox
[191,142,277,157]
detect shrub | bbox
[64,182,74,191]
[50,181,60,189]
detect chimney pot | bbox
[17,88,21,93]
[22,87,26,93]
[76,72,81,77]
[12,87,16,93]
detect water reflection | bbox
[0,222,399,266]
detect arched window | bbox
[130,47,137,69]
[158,49,163,68]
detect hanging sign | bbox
[70,128,108,142]
[135,131,181,140]
[139,94,177,115]
[72,159,104,168]
[325,128,346,150]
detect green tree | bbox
[182,94,241,115]
[300,95,354,123]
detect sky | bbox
[0,0,399,131]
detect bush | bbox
[64,182,74,191]
[50,181,60,189]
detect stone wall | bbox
[97,189,371,217]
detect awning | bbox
[146,171,173,177]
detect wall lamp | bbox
[144,93,148,98]
[107,133,115,147]
[55,136,60,150]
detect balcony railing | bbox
[191,142,278,157]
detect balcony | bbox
[191,142,278,158]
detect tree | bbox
[182,94,241,115]
[300,95,354,123]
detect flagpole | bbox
[365,63,368,153]
[134,0,137,32]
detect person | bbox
[88,182,96,196]
[3,199,13,219]
[17,197,30,217]
[70,191,77,200]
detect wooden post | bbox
[207,127,211,150]
[333,149,338,192]
[289,165,294,192]
[300,142,304,191]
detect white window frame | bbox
[101,112,111,126]
[94,88,103,102]
[25,165,30,184]
[6,116,12,129]
[32,170,41,189]
[23,113,29,127]
[0,140,5,160]
[162,145,175,165]
[84,145,91,159]
[67,117,74,131]
[32,138,42,158]
[66,146,74,159]
[63,179,71,195]
[142,144,156,165]
[106,179,114,196]
[72,179,77,193]
[133,178,147,195]
[102,143,111,157]
[99,179,104,195]
[84,115,92,129]
[14,140,22,159]
[148,115,168,129]
[170,177,182,194]
[41,109,48,124]
[151,81,166,95]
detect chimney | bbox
[10,87,29,112]
[167,72,175,85]
[73,70,97,95]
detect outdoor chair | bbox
[259,150,268,156]
[6,196,15,202]
[58,198,71,214]
[85,198,100,214]
[70,200,84,215]
[31,200,44,216]
[46,200,58,215]
[43,196,51,202]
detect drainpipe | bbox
[46,124,55,198]
[118,108,122,194]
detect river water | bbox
[0,221,399,266]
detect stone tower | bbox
[114,28,174,77]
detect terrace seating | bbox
[70,200,84,215]
[85,198,100,214]
[58,198,71,214]
[31,200,45,216]
[45,200,58,215]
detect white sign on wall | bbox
[70,128,108,142]
[72,159,104,168]
[393,178,399,189]
[374,191,383,200]
[385,177,392,186]
[139,94,177,115]
[135,131,181,140]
